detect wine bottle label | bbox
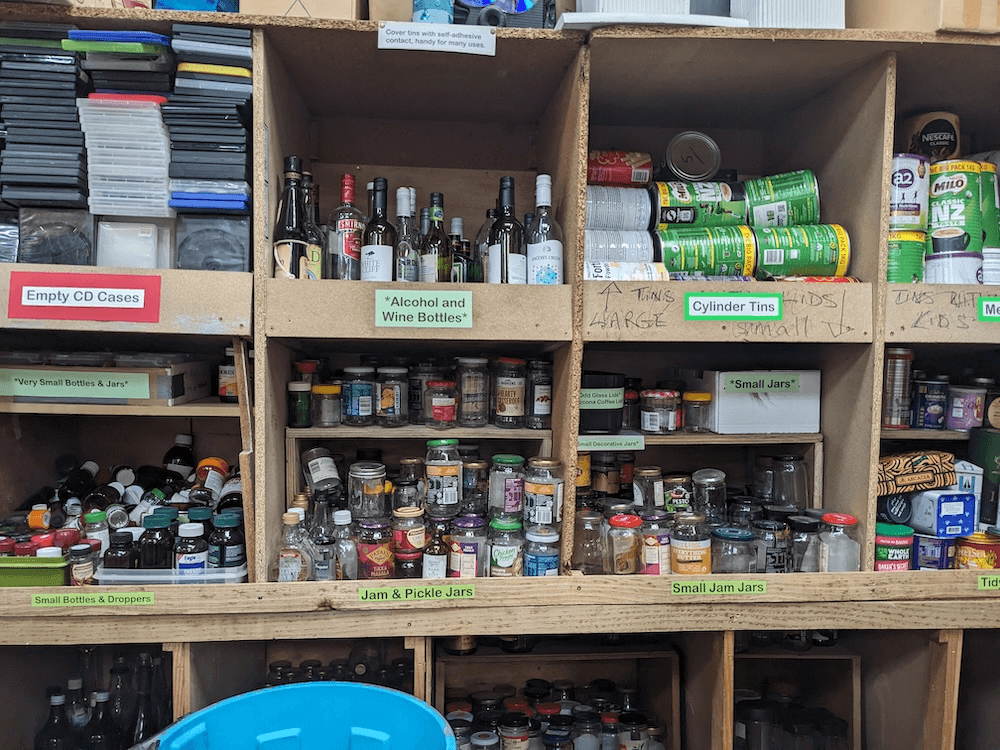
[423,553,448,579]
[302,242,323,280]
[419,254,439,282]
[507,252,527,284]
[526,239,563,284]
[487,244,502,284]
[218,365,237,397]
[396,241,419,281]
[487,245,527,284]
[429,206,445,222]
[360,243,393,281]
[336,219,364,261]
[273,239,309,279]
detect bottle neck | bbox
[372,189,388,220]
[499,186,516,217]
[341,179,355,207]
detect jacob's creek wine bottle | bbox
[272,155,309,279]
[395,186,420,282]
[527,173,564,284]
[360,177,398,281]
[330,173,365,280]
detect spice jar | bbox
[376,367,409,427]
[693,468,727,525]
[392,506,426,554]
[494,357,527,428]
[663,474,693,512]
[450,515,488,577]
[524,458,564,526]
[752,519,792,573]
[571,509,605,575]
[671,512,710,574]
[69,543,97,585]
[682,391,712,432]
[711,527,757,573]
[457,357,490,427]
[489,454,526,517]
[526,359,553,430]
[311,384,342,428]
[425,380,459,429]
[605,513,642,575]
[287,381,312,428]
[393,457,424,509]
[426,439,463,518]
[640,390,680,434]
[640,509,671,576]
[524,525,560,577]
[357,518,394,579]
[342,366,376,426]
[489,516,525,577]
[632,466,664,512]
[348,462,387,520]
[592,453,620,495]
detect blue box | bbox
[913,533,956,570]
[909,490,976,537]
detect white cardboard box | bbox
[680,369,821,434]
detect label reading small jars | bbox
[496,376,526,417]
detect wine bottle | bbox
[419,193,451,283]
[394,187,420,282]
[419,207,431,239]
[360,177,397,281]
[329,174,365,280]
[129,654,156,745]
[78,691,120,750]
[272,155,309,279]
[301,171,325,280]
[473,208,496,284]
[34,693,71,750]
[527,173,564,284]
[487,176,526,284]
[449,217,468,282]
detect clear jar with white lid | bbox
[342,366,375,426]
[376,367,409,427]
[457,357,490,427]
[524,525,560,576]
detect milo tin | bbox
[890,154,929,230]
[657,225,757,276]
[744,170,821,227]
[928,160,983,257]
[651,180,747,228]
[981,161,1000,248]
[887,230,926,283]
[752,224,850,279]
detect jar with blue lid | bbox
[524,525,560,577]
[711,526,757,574]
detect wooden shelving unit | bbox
[0,398,242,418]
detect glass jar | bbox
[576,451,592,492]
[392,506,426,555]
[424,382,460,432]
[493,357,527,428]
[711,527,757,573]
[426,439,463,518]
[175,522,209,576]
[733,699,773,750]
[663,473,693,513]
[617,712,650,750]
[357,518,394,579]
[393,457,424,509]
[488,516,524,577]
[592,453,620,496]
[692,468,727,525]
[499,713,530,750]
[671,512,710,574]
[752,519,792,573]
[348,462,387,520]
[571,509,605,575]
[819,512,861,572]
[632,466,664,512]
[771,454,810,507]
[409,361,443,425]
[526,359,553,430]
[622,378,642,432]
[103,532,137,569]
[605,513,642,575]
[301,447,343,495]
[287,381,312,428]
[69,543,97,585]
[208,513,246,568]
[462,459,490,517]
[396,551,422,578]
[450,515,488,577]
[138,514,174,569]
[489,454,526,517]
[83,510,110,556]
[342,366,376,426]
[524,525,560,577]
[524,458,564,526]
[728,496,764,529]
[457,357,490,427]
[376,367,409,427]
[311,384,342,428]
[640,390,680,434]
[752,455,776,503]
[617,451,636,496]
[788,515,821,572]
[640,509,671,576]
[682,391,712,433]
[573,712,601,750]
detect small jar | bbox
[471,732,501,750]
[103,531,137,569]
[711,526,757,573]
[287,381,312,428]
[592,453,620,495]
[409,361,443,425]
[450,515,488,577]
[348,462,387,520]
[571,509,605,575]
[524,525,560,577]
[425,380,459,429]
[83,510,110,556]
[393,457,425,509]
[392,506,426,554]
[488,516,524,577]
[637,509,670,576]
[69,543,97,585]
[376,367,409,427]
[789,515,821,572]
[728,496,764,529]
[489,454,526,516]
[617,712,650,750]
[640,390,680,434]
[138,514,174,569]
[819,512,861,572]
[175,522,209,576]
[663,473,693,513]
[208,513,247,568]
[494,357,527,428]
[617,452,636,496]
[622,378,642,432]
[301,446,343,494]
[524,458,564,526]
[457,357,490,427]
[357,518,394,579]
[499,712,530,750]
[632,466,664,512]
[752,519,792,573]
[671,512,710,574]
[426,439,463,518]
[462,459,490,517]
[342,366,376,427]
[526,359,553,430]
[309,384,342,428]
[605,513,642,575]
[693,468,727,525]
[682,391,712,433]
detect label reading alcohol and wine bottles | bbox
[375,289,473,328]
[670,580,767,595]
[684,292,783,321]
[358,584,476,601]
[378,22,496,57]
[31,592,155,607]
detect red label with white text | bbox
[8,271,161,323]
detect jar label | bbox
[393,526,426,552]
[70,560,95,586]
[314,557,334,581]
[203,468,225,498]
[611,534,640,574]
[489,543,522,576]
[642,533,671,575]
[755,540,790,573]
[423,553,448,579]
[358,541,394,579]
[408,376,427,413]
[525,551,559,577]
[641,409,676,433]
[576,452,591,488]
[218,364,237,397]
[336,218,363,261]
[503,477,524,513]
[345,382,374,417]
[177,550,209,574]
[307,456,340,484]
[525,481,562,525]
[432,396,457,422]
[633,479,664,508]
[379,385,402,416]
[671,538,710,574]
[496,376,526,418]
[209,543,246,568]
[449,540,480,578]
[278,550,307,582]
[532,384,552,415]
[427,463,461,506]
[500,734,529,750]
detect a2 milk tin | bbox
[890,154,929,231]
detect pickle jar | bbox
[311,384,342,428]
[605,513,642,575]
[425,439,463,518]
[524,457,564,526]
[526,359,553,430]
[392,506,426,555]
[357,518,394,579]
[457,357,490,427]
[671,512,710,575]
[632,466,664,512]
[711,526,757,573]
[488,516,524,577]
[424,380,460,429]
[640,390,680,434]
[342,366,376,426]
[287,381,312,428]
[493,357,527,428]
[348,461,387,520]
[488,454,526,517]
[376,367,409,427]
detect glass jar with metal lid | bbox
[493,357,527,428]
[489,455,526,517]
[524,525,560,577]
[524,457,564,526]
[392,457,424,509]
[409,361,443,425]
[671,511,710,574]
[311,383,342,428]
[348,461,387,520]
[376,367,409,427]
[692,468,727,524]
[640,390,680,434]
[728,496,764,529]
[424,380,459,429]
[457,357,490,427]
[342,366,376,426]
[526,359,553,430]
[450,515,487,577]
[617,711,650,750]
[426,439,463,517]
[639,509,670,576]
[392,506,426,555]
[301,446,343,495]
[488,516,524,577]
[711,526,757,573]
[682,391,712,433]
[632,466,664,512]
[462,459,490,516]
[605,513,642,575]
[357,518,394,579]
[752,519,792,573]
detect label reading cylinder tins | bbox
[657,225,756,276]
[652,181,747,228]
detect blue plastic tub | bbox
[151,682,456,750]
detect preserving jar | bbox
[287,381,312,427]
[392,506,426,554]
[640,390,680,434]
[788,515,821,572]
[682,391,712,433]
[640,509,670,576]
[450,515,488,577]
[671,512,710,574]
[692,467,727,524]
[69,543,97,585]
[342,366,376,426]
[605,513,642,575]
[711,526,757,573]
[632,466,664,511]
[376,367,409,427]
[524,525,560,576]
[524,458,564,526]
[526,359,553,430]
[494,358,528,428]
[457,357,490,427]
[348,461,387,519]
[425,380,459,429]
[752,519,792,573]
[489,454,526,516]
[311,384,342,428]
[357,518,394,579]
[426,439,463,518]
[571,509,605,575]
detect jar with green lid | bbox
[311,383,342,427]
[488,516,524,577]
[187,507,214,542]
[489,454,526,517]
[83,510,110,556]
[682,391,712,433]
[426,439,463,518]
[342,366,376,426]
[287,381,312,428]
[874,522,914,571]
[376,367,409,427]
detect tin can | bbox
[657,225,757,276]
[946,384,987,431]
[584,230,656,262]
[882,348,913,429]
[984,385,1000,429]
[744,170,821,227]
[587,150,652,187]
[914,533,956,569]
[911,377,949,429]
[775,276,861,283]
[956,531,1000,569]
[651,181,747,228]
[665,130,721,181]
[583,261,669,281]
[887,230,926,283]
[924,251,983,284]
[586,186,653,231]
[752,224,850,278]
[890,154,930,230]
[982,161,1000,248]
[901,111,960,163]
[928,160,983,256]
[874,523,914,571]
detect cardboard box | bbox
[680,369,821,434]
[909,490,976,537]
[368,0,411,20]
[847,0,1000,33]
[239,0,360,20]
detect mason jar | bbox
[348,461,387,519]
[408,361,443,425]
[632,466,664,512]
[711,526,757,573]
[524,457,564,526]
[457,357,490,427]
[493,357,527,428]
[376,366,409,427]
[342,366,376,427]
[488,454,526,517]
[526,359,553,430]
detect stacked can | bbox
[584,181,666,280]
[925,160,984,284]
[981,162,1000,284]
[888,154,929,283]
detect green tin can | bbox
[657,225,757,276]
[744,170,821,227]
[752,224,850,278]
[981,161,1000,248]
[887,230,926,283]
[651,180,747,228]
[928,160,983,256]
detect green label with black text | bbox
[31,592,154,607]
[359,584,475,602]
[671,580,766,595]
[978,575,1000,590]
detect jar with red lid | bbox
[493,357,527,428]
[640,390,680,434]
[424,381,459,429]
[605,513,642,575]
[14,540,35,557]
[54,529,80,551]
[819,512,861,572]
[32,532,56,550]
[0,537,14,556]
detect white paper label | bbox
[526,239,563,284]
[488,245,527,284]
[378,22,496,57]
[20,286,145,309]
[941,501,965,516]
[419,254,438,282]
[360,244,394,281]
[307,457,340,484]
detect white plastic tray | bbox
[94,563,248,585]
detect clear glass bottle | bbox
[334,510,358,580]
[311,384,342,428]
[357,518,394,579]
[671,512,711,575]
[524,457,564,527]
[632,466,664,512]
[360,176,397,281]
[107,657,134,739]
[348,462,387,520]
[310,493,338,581]
[489,454,526,517]
[524,525,560,577]
[424,380,459,429]
[819,513,861,572]
[487,176,526,284]
[342,366,376,426]
[488,516,524,577]
[393,457,425,509]
[526,359,554,430]
[329,173,365,280]
[376,366,409,426]
[605,513,642,575]
[450,515,487,577]
[276,511,313,582]
[425,439,463,518]
[79,690,118,750]
[711,526,757,573]
[129,654,156,745]
[301,171,325,280]
[457,357,490,427]
[682,391,712,432]
[395,186,420,282]
[420,192,451,282]
[573,712,601,750]
[640,509,671,576]
[494,358,527,428]
[526,173,563,285]
[692,468,727,525]
[65,676,90,730]
[475,208,497,280]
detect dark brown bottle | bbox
[272,155,309,279]
[129,654,156,744]
[104,532,138,569]
[360,177,397,281]
[34,693,71,750]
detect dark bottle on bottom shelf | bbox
[107,657,135,739]
[129,654,157,744]
[78,691,121,750]
[35,693,71,750]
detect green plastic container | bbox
[0,556,68,587]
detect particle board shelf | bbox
[880,428,970,441]
[286,425,551,441]
[884,284,1000,344]
[642,432,823,446]
[0,397,241,418]
[581,282,873,343]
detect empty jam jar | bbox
[640,390,680,434]
[682,391,712,433]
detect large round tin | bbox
[890,154,930,231]
[956,532,1000,569]
[744,170,820,227]
[924,251,983,284]
[657,225,757,276]
[752,224,850,278]
[665,131,721,181]
[982,161,1000,248]
[584,230,657,262]
[651,180,747,228]
[585,186,653,232]
[887,230,926,283]
[928,160,983,256]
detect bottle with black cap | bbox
[272,155,308,279]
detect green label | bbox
[671,580,766,595]
[375,289,472,328]
[0,369,151,399]
[579,388,624,410]
[684,293,782,321]
[723,373,800,393]
[358,584,475,602]
[978,298,1000,322]
[31,592,155,607]
[978,575,1000,590]
[577,435,645,451]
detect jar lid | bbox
[663,473,692,483]
[875,522,914,537]
[358,518,390,529]
[84,511,107,523]
[282,512,300,525]
[464,459,489,469]
[458,357,489,365]
[312,384,342,394]
[886,348,914,357]
[492,454,525,465]
[682,391,712,402]
[69,543,92,558]
[343,366,375,374]
[153,506,179,518]
[288,381,312,392]
[609,513,642,528]
[377,367,408,375]
[427,439,460,447]
[400,456,424,465]
[752,519,787,532]
[639,509,669,522]
[454,516,486,529]
[634,465,662,477]
[712,526,754,542]
[36,546,63,558]
[788,515,820,532]
[498,357,527,365]
[110,531,133,545]
[640,389,680,398]
[674,511,706,524]
[175,433,194,447]
[692,468,726,485]
[490,517,522,531]
[500,712,529,728]
[426,380,456,388]
[526,525,559,543]
[296,361,318,372]
[349,461,386,478]
[617,711,649,729]
[143,515,170,529]
[0,537,13,551]
[822,512,858,526]
[527,457,561,468]
[393,506,425,518]
[333,510,353,525]
[179,522,204,537]
[470,732,499,747]
[188,506,212,521]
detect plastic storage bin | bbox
[94,563,248,585]
[153,682,456,750]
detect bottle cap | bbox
[312,384,342,394]
[175,434,194,447]
[179,523,204,538]
[283,512,300,525]
[108,481,126,495]
[333,510,353,525]
[450,217,464,235]
[214,514,241,529]
[36,546,63,558]
[396,187,411,216]
[609,514,643,529]
[84,511,107,524]
[143,515,170,529]
[377,367,408,375]
[188,507,213,522]
[288,381,312,392]
[525,526,559,544]
[489,517,521,531]
[225,347,235,356]
[110,532,133,546]
[95,691,109,702]
[81,460,100,476]
[682,391,712,402]
[50,694,66,706]
[290,508,306,522]
[154,507,179,519]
